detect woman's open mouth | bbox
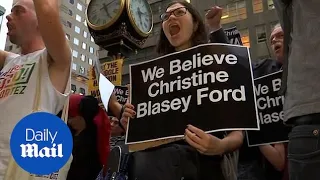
[169,24,181,37]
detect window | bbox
[75,26,80,34]
[79,66,85,74]
[221,1,247,25]
[89,58,93,65]
[89,47,94,54]
[71,84,76,93]
[90,36,94,42]
[77,3,83,11]
[83,31,88,38]
[72,50,78,58]
[256,25,267,43]
[81,54,86,61]
[65,33,70,40]
[76,14,82,22]
[268,0,275,10]
[68,9,73,16]
[84,21,87,27]
[79,88,85,95]
[252,0,263,13]
[73,38,79,45]
[239,29,250,47]
[72,63,77,70]
[69,0,74,4]
[67,21,72,28]
[82,42,87,49]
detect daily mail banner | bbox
[225,26,243,46]
[247,71,291,146]
[126,43,259,144]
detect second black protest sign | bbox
[225,26,243,46]
[246,71,291,146]
[128,43,259,144]
[108,86,129,117]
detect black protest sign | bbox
[127,43,259,144]
[114,86,129,105]
[107,86,129,117]
[246,71,291,146]
[225,26,243,46]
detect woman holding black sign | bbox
[120,1,244,180]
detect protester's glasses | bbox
[160,7,188,21]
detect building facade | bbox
[98,0,279,85]
[0,0,13,51]
[5,0,98,94]
[0,6,5,32]
[193,0,278,61]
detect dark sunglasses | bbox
[160,7,188,21]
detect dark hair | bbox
[156,0,207,55]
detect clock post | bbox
[86,0,153,61]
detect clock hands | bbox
[137,7,143,27]
[100,0,116,19]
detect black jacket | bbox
[253,58,282,78]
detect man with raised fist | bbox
[0,0,71,178]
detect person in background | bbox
[258,23,288,180]
[110,116,126,149]
[65,94,111,180]
[238,23,287,180]
[0,0,71,178]
[120,1,243,180]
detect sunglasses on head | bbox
[160,7,188,21]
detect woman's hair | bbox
[156,0,208,55]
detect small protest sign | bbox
[107,86,129,117]
[113,86,129,105]
[127,43,259,145]
[88,66,103,107]
[102,59,123,86]
[225,26,243,46]
[246,71,291,146]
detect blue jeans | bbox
[288,124,320,180]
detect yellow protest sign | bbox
[101,59,123,86]
[87,66,104,108]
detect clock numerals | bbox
[143,22,148,30]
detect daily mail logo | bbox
[10,112,73,176]
[20,129,63,158]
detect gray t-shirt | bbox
[273,0,320,122]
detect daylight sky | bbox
[0,0,13,50]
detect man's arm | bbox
[259,143,286,171]
[0,50,11,70]
[108,93,122,118]
[33,0,71,93]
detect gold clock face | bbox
[86,0,125,30]
[127,0,153,37]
